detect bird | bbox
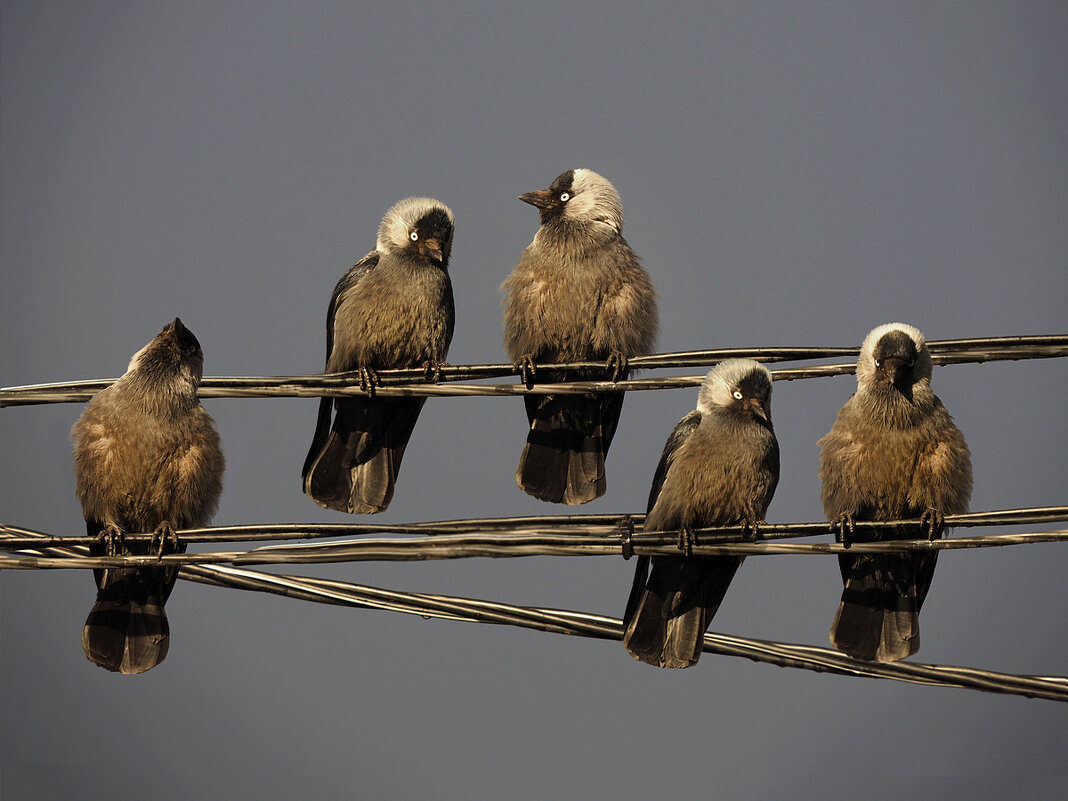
[818,322,972,662]
[501,168,658,505]
[71,318,224,674]
[302,197,455,514]
[623,359,779,668]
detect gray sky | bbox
[2,2,1065,799]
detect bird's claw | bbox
[422,360,448,383]
[740,518,763,540]
[151,521,179,560]
[919,508,945,541]
[98,525,126,557]
[358,365,381,395]
[514,355,537,388]
[676,525,697,556]
[831,512,856,549]
[605,351,628,383]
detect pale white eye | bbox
[410,231,419,242]
[874,359,882,368]
[732,390,743,400]
[559,192,570,202]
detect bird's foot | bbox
[676,525,697,557]
[605,351,628,383]
[98,524,126,556]
[831,512,856,549]
[919,507,945,541]
[358,365,381,395]
[422,360,449,383]
[514,355,537,388]
[151,521,180,560]
[739,517,763,540]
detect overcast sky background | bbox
[2,2,1066,799]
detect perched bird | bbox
[302,197,455,514]
[501,168,658,505]
[819,322,972,662]
[623,359,779,668]
[71,318,224,674]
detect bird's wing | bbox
[324,249,379,365]
[646,409,701,514]
[623,409,701,625]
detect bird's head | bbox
[125,317,205,402]
[377,197,455,267]
[697,358,773,426]
[857,322,933,397]
[519,168,623,233]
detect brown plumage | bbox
[623,360,779,668]
[502,168,658,504]
[302,197,455,514]
[819,322,972,662]
[71,318,224,674]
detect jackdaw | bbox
[623,359,779,668]
[71,318,224,674]
[502,168,658,505]
[819,322,972,662]
[302,197,455,513]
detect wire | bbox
[10,532,1067,702]
[2,336,1064,406]
[1,507,1064,568]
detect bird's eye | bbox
[410,231,419,242]
[875,359,882,368]
[732,390,743,400]
[559,192,570,202]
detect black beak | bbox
[518,189,554,209]
[421,237,443,264]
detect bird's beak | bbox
[518,189,554,209]
[421,237,444,263]
[748,398,770,423]
[881,356,908,386]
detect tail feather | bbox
[623,555,743,668]
[303,397,426,514]
[516,391,625,505]
[82,562,172,674]
[830,551,939,662]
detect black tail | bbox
[623,555,743,668]
[83,526,183,674]
[516,390,625,505]
[302,396,426,514]
[830,547,939,662]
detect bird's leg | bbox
[676,524,697,557]
[513,355,537,388]
[831,512,856,549]
[739,517,763,540]
[605,350,628,383]
[151,521,179,560]
[357,365,381,396]
[98,524,126,557]
[422,360,449,383]
[919,507,945,541]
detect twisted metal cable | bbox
[9,531,1066,702]
[2,506,1065,568]
[2,336,1064,406]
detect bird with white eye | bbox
[302,197,456,515]
[818,322,972,662]
[623,359,780,669]
[501,168,659,505]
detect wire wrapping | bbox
[1,336,1065,405]
[1,508,1066,568]
[8,532,1068,702]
